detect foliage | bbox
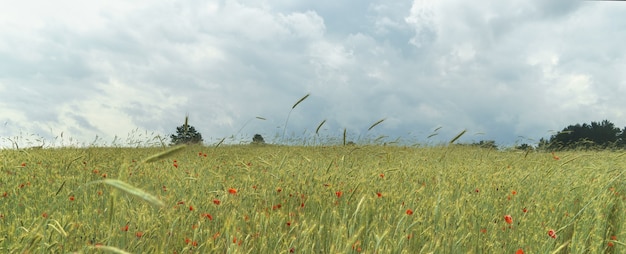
[540,120,622,150]
[1,146,623,253]
[169,124,203,145]
[252,134,265,144]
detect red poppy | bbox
[379,173,384,178]
[335,191,343,198]
[376,192,382,198]
[20,163,26,167]
[121,224,129,231]
[504,215,513,224]
[516,249,524,254]
[42,212,48,218]
[608,242,614,247]
[177,201,185,205]
[69,196,75,201]
[136,231,144,238]
[548,229,557,238]
[511,190,517,195]
[522,207,528,213]
[213,199,221,205]
[201,213,213,220]
[228,188,237,195]
[189,205,194,211]
[406,209,414,215]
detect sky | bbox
[1,0,626,148]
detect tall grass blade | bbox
[142,144,186,163]
[98,179,164,207]
[292,93,310,109]
[449,129,467,144]
[367,118,386,131]
[215,137,226,148]
[315,120,326,135]
[92,245,133,254]
[343,128,347,146]
[183,114,189,134]
[282,93,311,142]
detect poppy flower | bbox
[516,249,524,254]
[504,215,513,224]
[511,190,517,195]
[376,192,382,198]
[228,188,237,195]
[69,196,75,201]
[201,213,213,220]
[121,224,129,231]
[379,173,384,178]
[406,209,414,215]
[335,191,343,198]
[548,229,557,238]
[213,199,221,205]
[189,205,194,211]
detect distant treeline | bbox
[461,120,626,151]
[535,120,626,150]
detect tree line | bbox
[169,117,626,150]
[535,119,626,150]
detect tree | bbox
[252,134,265,144]
[170,117,203,145]
[545,120,621,150]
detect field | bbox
[0,144,624,253]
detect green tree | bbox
[170,117,203,145]
[546,120,621,150]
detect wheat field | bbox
[0,144,623,253]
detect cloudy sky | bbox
[1,0,625,147]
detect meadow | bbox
[0,144,624,253]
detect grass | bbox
[0,144,624,253]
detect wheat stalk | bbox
[282,93,310,142]
[367,118,386,131]
[98,179,164,207]
[315,119,326,135]
[449,129,467,144]
[142,144,186,163]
